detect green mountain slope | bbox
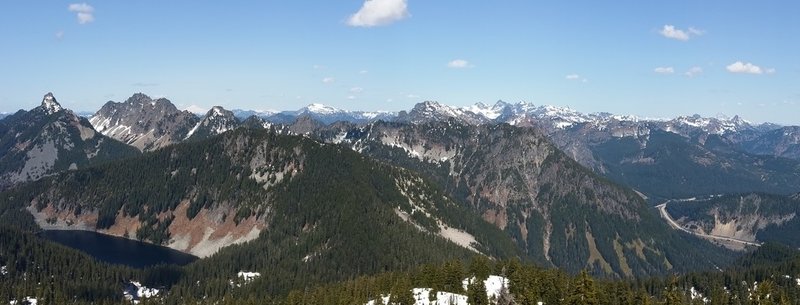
[591,130,800,199]
[322,120,733,277]
[0,93,139,190]
[0,127,520,296]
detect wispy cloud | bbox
[565,74,587,82]
[654,67,675,74]
[447,59,473,69]
[688,27,705,36]
[726,61,772,75]
[659,25,702,41]
[350,87,364,93]
[347,0,409,27]
[55,30,65,40]
[359,70,369,74]
[685,66,703,77]
[68,3,95,24]
[322,77,336,84]
[406,94,419,99]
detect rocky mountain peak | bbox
[40,92,63,114]
[126,92,152,104]
[90,93,200,151]
[184,106,239,140]
[207,106,235,118]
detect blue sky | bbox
[1,1,798,124]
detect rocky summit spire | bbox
[41,92,63,114]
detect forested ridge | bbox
[2,223,799,305]
[0,128,521,303]
[0,126,797,304]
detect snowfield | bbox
[123,281,160,304]
[238,271,261,282]
[8,297,37,305]
[366,275,510,305]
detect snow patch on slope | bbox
[367,276,509,305]
[237,271,261,282]
[123,281,159,304]
[438,226,479,253]
[9,297,37,305]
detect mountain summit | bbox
[0,93,138,189]
[90,93,200,151]
[184,106,240,140]
[39,92,63,115]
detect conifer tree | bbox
[567,270,598,305]
[389,275,414,305]
[469,255,491,280]
[663,277,686,305]
[467,277,489,305]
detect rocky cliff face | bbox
[667,193,800,248]
[0,93,138,190]
[89,93,200,151]
[314,121,731,277]
[184,106,240,140]
[741,126,800,160]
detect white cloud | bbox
[313,64,325,70]
[654,67,675,74]
[688,27,705,36]
[726,61,769,74]
[68,3,95,24]
[347,95,357,100]
[350,87,364,93]
[322,77,336,83]
[347,0,409,27]
[406,94,419,99]
[766,68,776,74]
[55,30,64,40]
[659,25,703,41]
[566,74,588,82]
[447,59,473,68]
[359,70,369,74]
[685,66,703,77]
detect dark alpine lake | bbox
[41,230,197,268]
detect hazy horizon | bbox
[1,1,798,124]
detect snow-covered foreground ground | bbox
[366,275,513,305]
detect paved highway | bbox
[656,202,761,247]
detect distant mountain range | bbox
[6,92,800,201]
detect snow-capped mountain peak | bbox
[669,114,752,135]
[302,103,342,115]
[185,106,239,140]
[462,100,508,120]
[209,106,228,117]
[40,92,63,114]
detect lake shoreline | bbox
[40,229,198,268]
